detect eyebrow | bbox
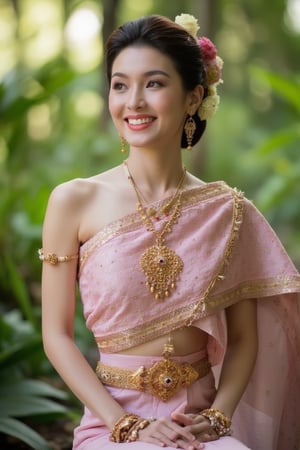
[111,70,170,79]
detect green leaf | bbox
[0,417,51,450]
[255,169,300,211]
[0,334,42,369]
[255,125,300,155]
[0,379,67,400]
[3,254,37,327]
[250,66,300,113]
[0,395,68,417]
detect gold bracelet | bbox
[126,418,151,442]
[38,248,78,265]
[200,408,232,437]
[110,413,140,443]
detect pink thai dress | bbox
[73,182,300,450]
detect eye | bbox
[111,82,126,91]
[147,80,164,88]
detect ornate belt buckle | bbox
[145,358,199,402]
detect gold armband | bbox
[38,248,78,265]
[200,408,232,437]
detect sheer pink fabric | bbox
[76,183,300,449]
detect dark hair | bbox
[105,15,207,147]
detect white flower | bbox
[198,94,220,120]
[208,85,217,96]
[175,13,200,38]
[216,56,224,70]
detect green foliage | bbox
[0,311,71,449]
[247,67,300,264]
[0,418,51,450]
[250,67,300,115]
[249,68,300,205]
[3,254,37,327]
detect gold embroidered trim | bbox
[97,303,197,353]
[96,275,300,353]
[79,182,231,273]
[207,275,300,309]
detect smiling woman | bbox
[108,45,194,151]
[39,13,300,450]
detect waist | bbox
[99,349,208,366]
[96,351,210,402]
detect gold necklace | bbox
[132,178,184,220]
[124,161,186,300]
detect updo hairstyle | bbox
[105,15,208,147]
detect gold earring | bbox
[120,136,127,154]
[184,115,196,151]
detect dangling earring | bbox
[120,136,127,154]
[184,115,196,151]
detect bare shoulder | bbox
[42,179,94,249]
[46,166,122,211]
[43,176,104,247]
[43,165,128,246]
[47,177,97,211]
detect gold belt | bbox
[96,356,211,402]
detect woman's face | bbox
[108,45,197,151]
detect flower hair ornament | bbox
[175,13,223,121]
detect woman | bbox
[40,13,300,450]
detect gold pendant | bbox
[140,244,183,300]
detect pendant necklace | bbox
[129,177,182,221]
[124,160,186,300]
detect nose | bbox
[127,86,145,110]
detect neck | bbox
[124,151,185,201]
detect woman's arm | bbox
[172,298,257,441]
[41,182,125,429]
[41,182,201,449]
[210,298,258,418]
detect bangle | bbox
[126,417,150,442]
[200,408,232,436]
[110,413,150,443]
[110,413,140,443]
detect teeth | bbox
[128,118,153,125]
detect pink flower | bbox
[204,59,222,85]
[198,37,217,62]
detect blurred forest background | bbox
[0,0,299,448]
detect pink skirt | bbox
[73,351,250,449]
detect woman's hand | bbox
[171,412,219,443]
[138,417,205,449]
